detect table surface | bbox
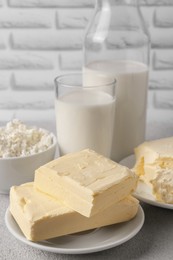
[1,120,173,260]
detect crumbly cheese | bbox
[35,149,137,217]
[134,137,173,169]
[133,137,173,204]
[151,169,173,204]
[0,119,54,158]
[10,182,139,241]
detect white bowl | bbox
[0,133,57,194]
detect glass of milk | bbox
[54,73,116,157]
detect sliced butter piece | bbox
[10,182,139,241]
[34,149,137,217]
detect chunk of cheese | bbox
[34,149,137,217]
[10,182,139,241]
[134,136,173,173]
[151,169,173,204]
[133,137,173,204]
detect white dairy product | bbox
[151,169,173,204]
[55,90,115,157]
[133,137,173,204]
[0,119,54,158]
[83,60,149,162]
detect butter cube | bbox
[35,149,137,217]
[10,183,139,241]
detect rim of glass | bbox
[54,73,116,89]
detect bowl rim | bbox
[0,132,57,161]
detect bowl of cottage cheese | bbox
[0,119,57,194]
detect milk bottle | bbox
[84,60,149,161]
[83,0,150,161]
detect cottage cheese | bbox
[0,119,54,158]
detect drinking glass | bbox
[54,73,116,157]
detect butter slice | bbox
[34,149,137,217]
[10,183,139,241]
[133,137,173,204]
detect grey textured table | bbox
[1,118,173,260]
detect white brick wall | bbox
[0,0,173,128]
[154,7,173,27]
[0,10,52,28]
[0,53,53,69]
[153,51,173,70]
[8,0,94,8]
[58,10,90,29]
[140,0,173,5]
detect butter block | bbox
[133,137,173,204]
[34,149,137,217]
[10,183,139,241]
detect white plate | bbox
[120,155,173,210]
[5,207,144,255]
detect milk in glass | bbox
[84,60,149,162]
[55,90,115,157]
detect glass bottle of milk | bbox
[83,0,150,162]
